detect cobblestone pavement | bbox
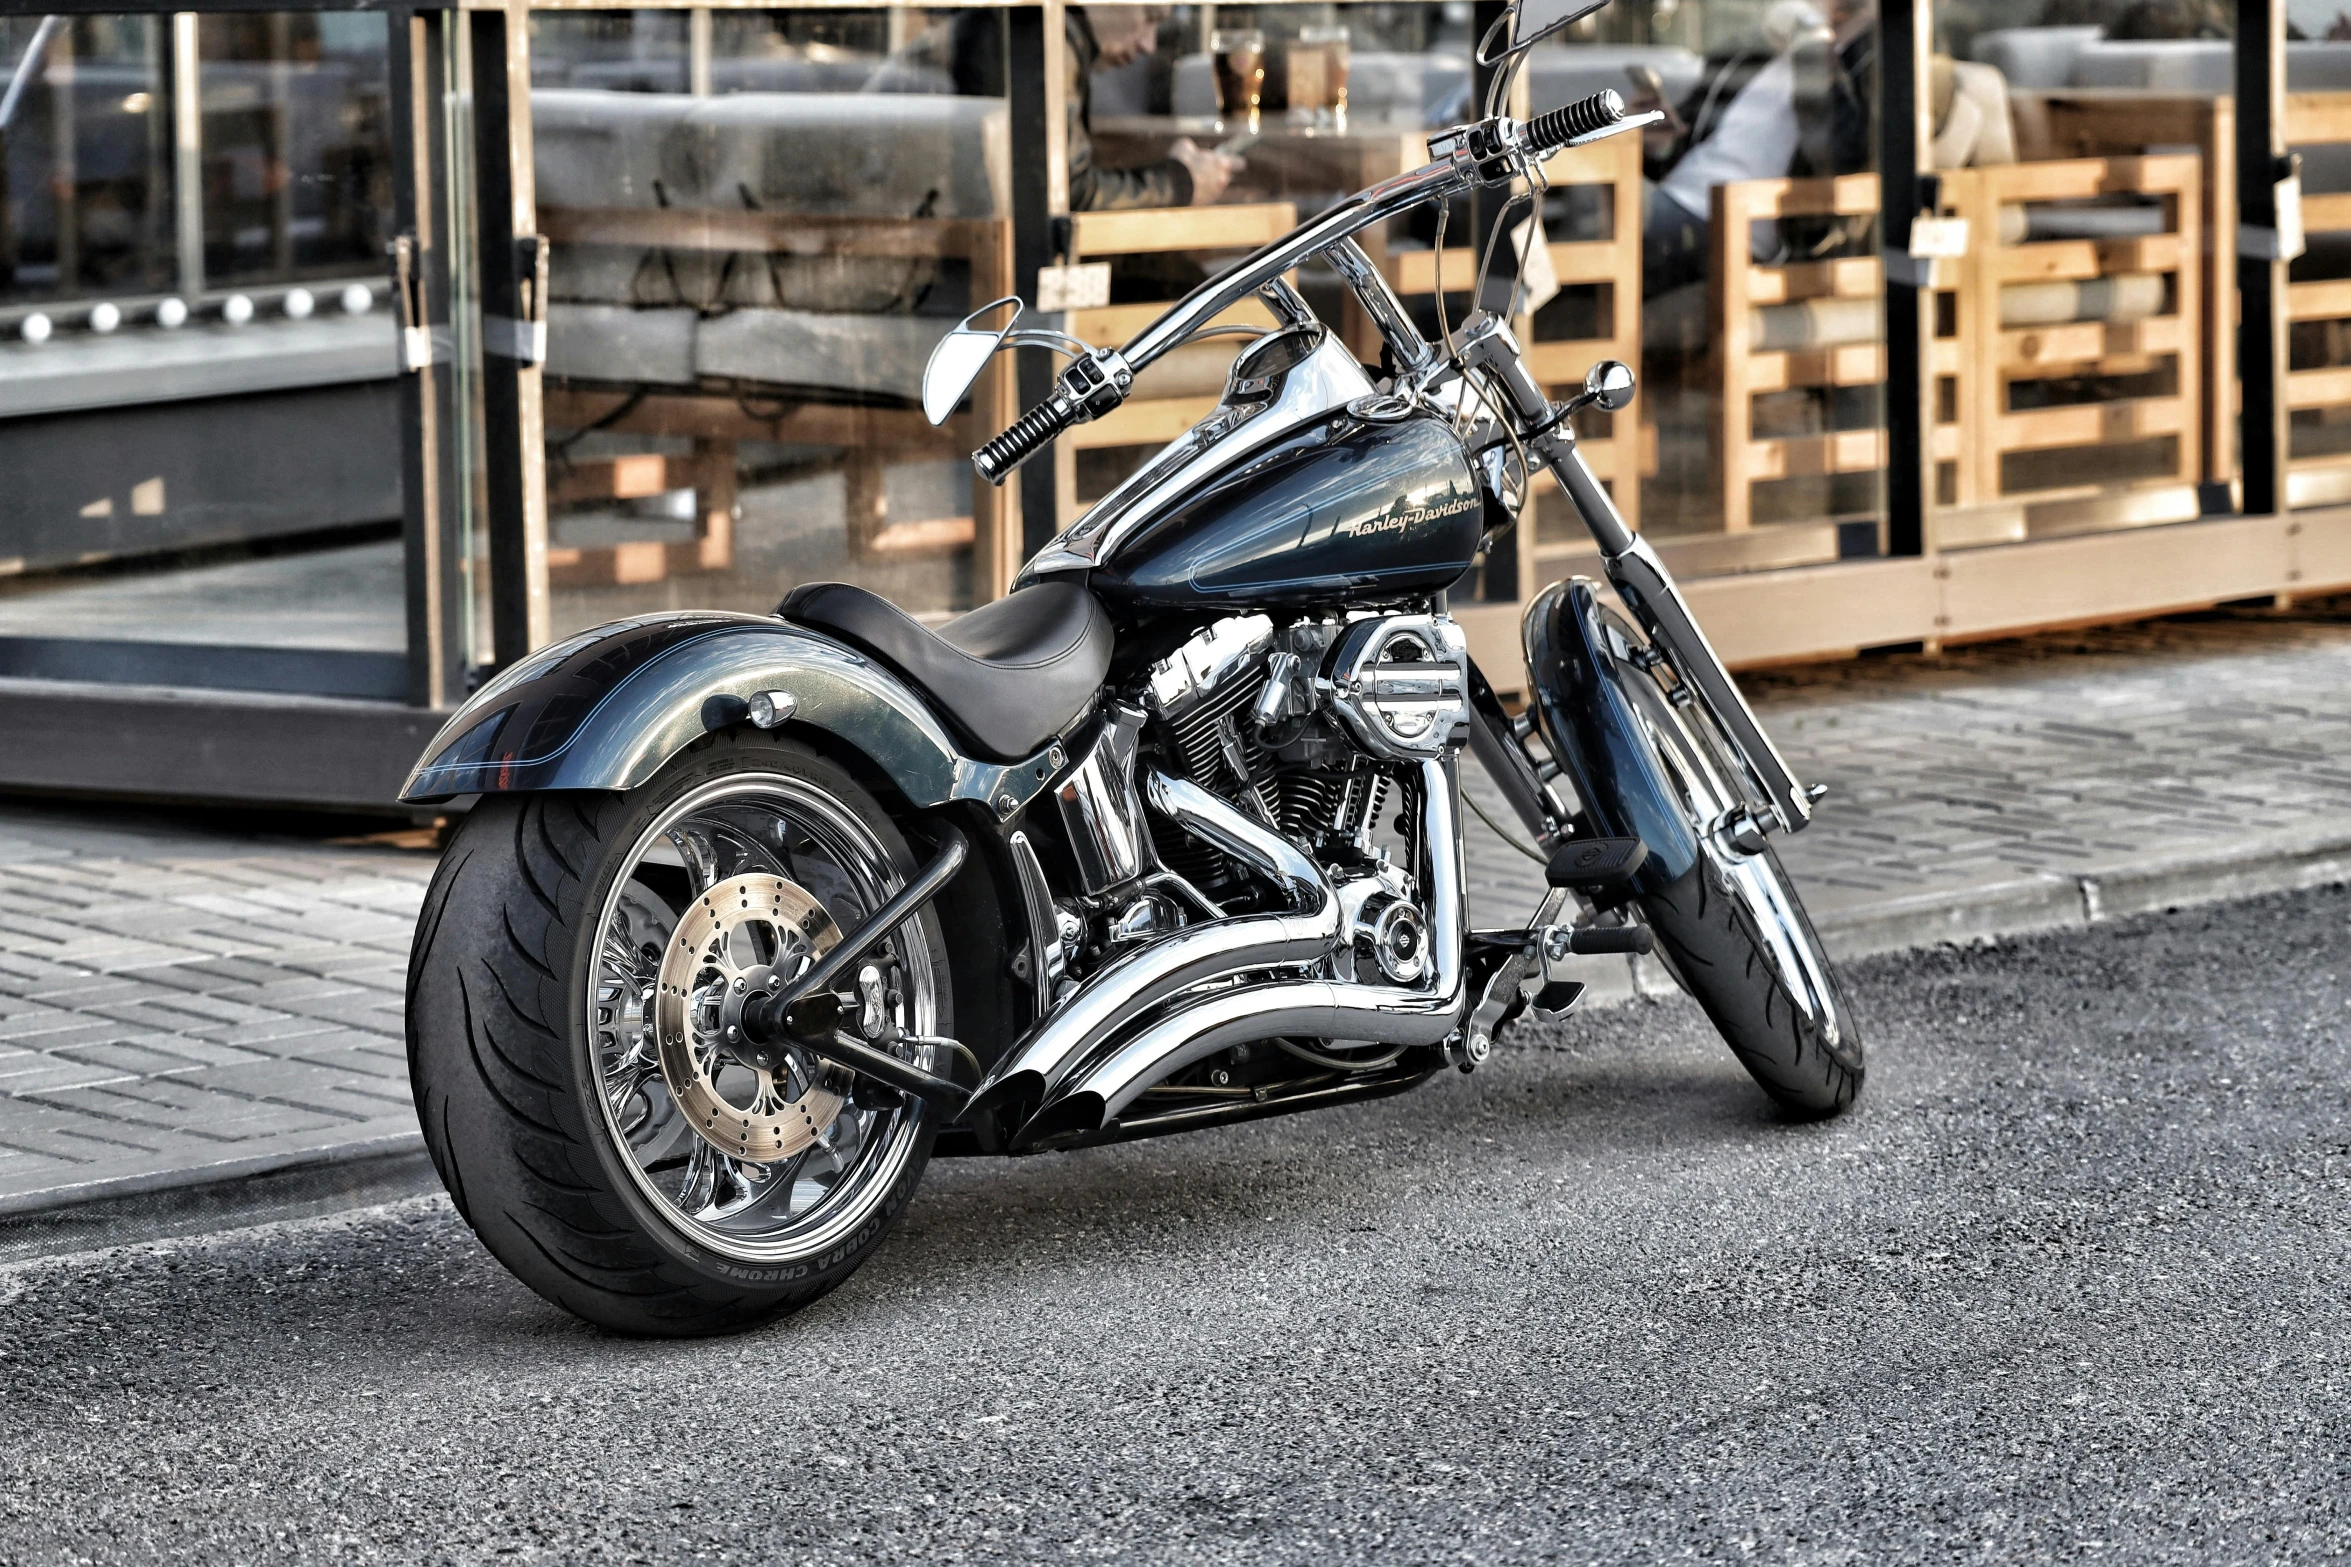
[3,603,2349,1219]
[0,812,430,1216]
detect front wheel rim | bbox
[585,771,937,1265]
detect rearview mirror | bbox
[922,297,1021,426]
[1583,359,1636,412]
[1480,0,1612,64]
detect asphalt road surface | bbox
[4,886,2348,1565]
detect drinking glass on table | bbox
[1210,28,1266,134]
[1295,25,1351,129]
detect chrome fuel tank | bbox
[1089,407,1482,610]
[1017,325,1481,612]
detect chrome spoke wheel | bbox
[586,773,938,1263]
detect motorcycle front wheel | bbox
[1610,611,1865,1117]
[406,730,949,1335]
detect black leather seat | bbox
[779,580,1113,761]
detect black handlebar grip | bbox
[973,397,1079,485]
[1526,89,1626,156]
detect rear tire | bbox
[406,731,947,1336]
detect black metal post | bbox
[1878,0,1929,557]
[1469,0,1521,600]
[2238,0,2287,517]
[1006,5,1060,557]
[469,8,533,672]
[387,8,465,708]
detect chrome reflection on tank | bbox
[1054,706,1153,895]
[1323,614,1473,762]
[1017,333,1378,583]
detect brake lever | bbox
[1562,109,1664,148]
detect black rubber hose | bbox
[1525,89,1625,156]
[973,397,1079,484]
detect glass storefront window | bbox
[1933,0,2229,541]
[0,14,175,305]
[0,12,406,700]
[531,4,1010,639]
[198,12,392,287]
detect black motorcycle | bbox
[399,9,1861,1335]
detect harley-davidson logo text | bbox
[1338,492,1478,539]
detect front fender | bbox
[399,612,1062,815]
[1521,578,1701,889]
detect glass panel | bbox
[1064,4,1473,522]
[199,13,392,286]
[530,4,1007,639]
[1933,0,2227,541]
[1527,0,1887,576]
[0,13,407,699]
[2284,6,2351,508]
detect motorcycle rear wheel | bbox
[406,731,947,1335]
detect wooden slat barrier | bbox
[537,205,1019,595]
[2274,92,2351,508]
[1050,201,1298,523]
[1939,154,2202,522]
[2006,92,2235,502]
[1711,173,1958,532]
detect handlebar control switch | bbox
[1060,347,1134,420]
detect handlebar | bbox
[972,90,1634,484]
[1526,87,1625,157]
[974,396,1080,485]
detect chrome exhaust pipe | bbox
[963,771,1340,1124]
[1015,759,1468,1146]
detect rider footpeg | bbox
[1563,923,1653,956]
[1545,835,1647,891]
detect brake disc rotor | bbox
[653,872,846,1164]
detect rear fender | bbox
[398,612,1065,818]
[1520,579,1701,890]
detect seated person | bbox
[950,6,1243,210]
[1634,0,1877,295]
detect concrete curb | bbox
[1557,825,2351,1011]
[1821,823,2351,959]
[0,1133,434,1267]
[6,826,2349,1256]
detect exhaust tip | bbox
[1011,1091,1108,1151]
[963,1068,1045,1126]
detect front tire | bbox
[1597,608,1865,1117]
[406,731,949,1335]
[1639,843,1863,1116]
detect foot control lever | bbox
[1546,836,1647,891]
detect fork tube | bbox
[1536,431,1637,558]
